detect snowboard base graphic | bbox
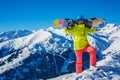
[54,18,106,29]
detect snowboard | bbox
[54,19,66,29]
[86,18,106,28]
[53,18,106,29]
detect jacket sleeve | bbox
[85,27,96,34]
[64,27,73,34]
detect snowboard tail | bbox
[87,18,106,28]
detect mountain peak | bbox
[0,24,120,79]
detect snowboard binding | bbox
[65,18,75,30]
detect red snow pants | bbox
[75,45,96,74]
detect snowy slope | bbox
[0,24,120,80]
[0,28,74,79]
[48,24,120,80]
[0,29,51,73]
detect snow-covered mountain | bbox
[0,29,33,43]
[0,24,120,80]
[0,28,75,79]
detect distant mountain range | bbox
[0,24,120,79]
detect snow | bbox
[0,29,52,75]
[47,24,120,80]
[0,47,30,74]
[0,24,120,80]
[0,29,51,50]
[0,29,32,43]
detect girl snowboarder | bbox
[64,18,97,74]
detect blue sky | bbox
[0,0,120,32]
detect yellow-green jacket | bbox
[64,24,96,50]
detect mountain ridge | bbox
[0,24,120,79]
